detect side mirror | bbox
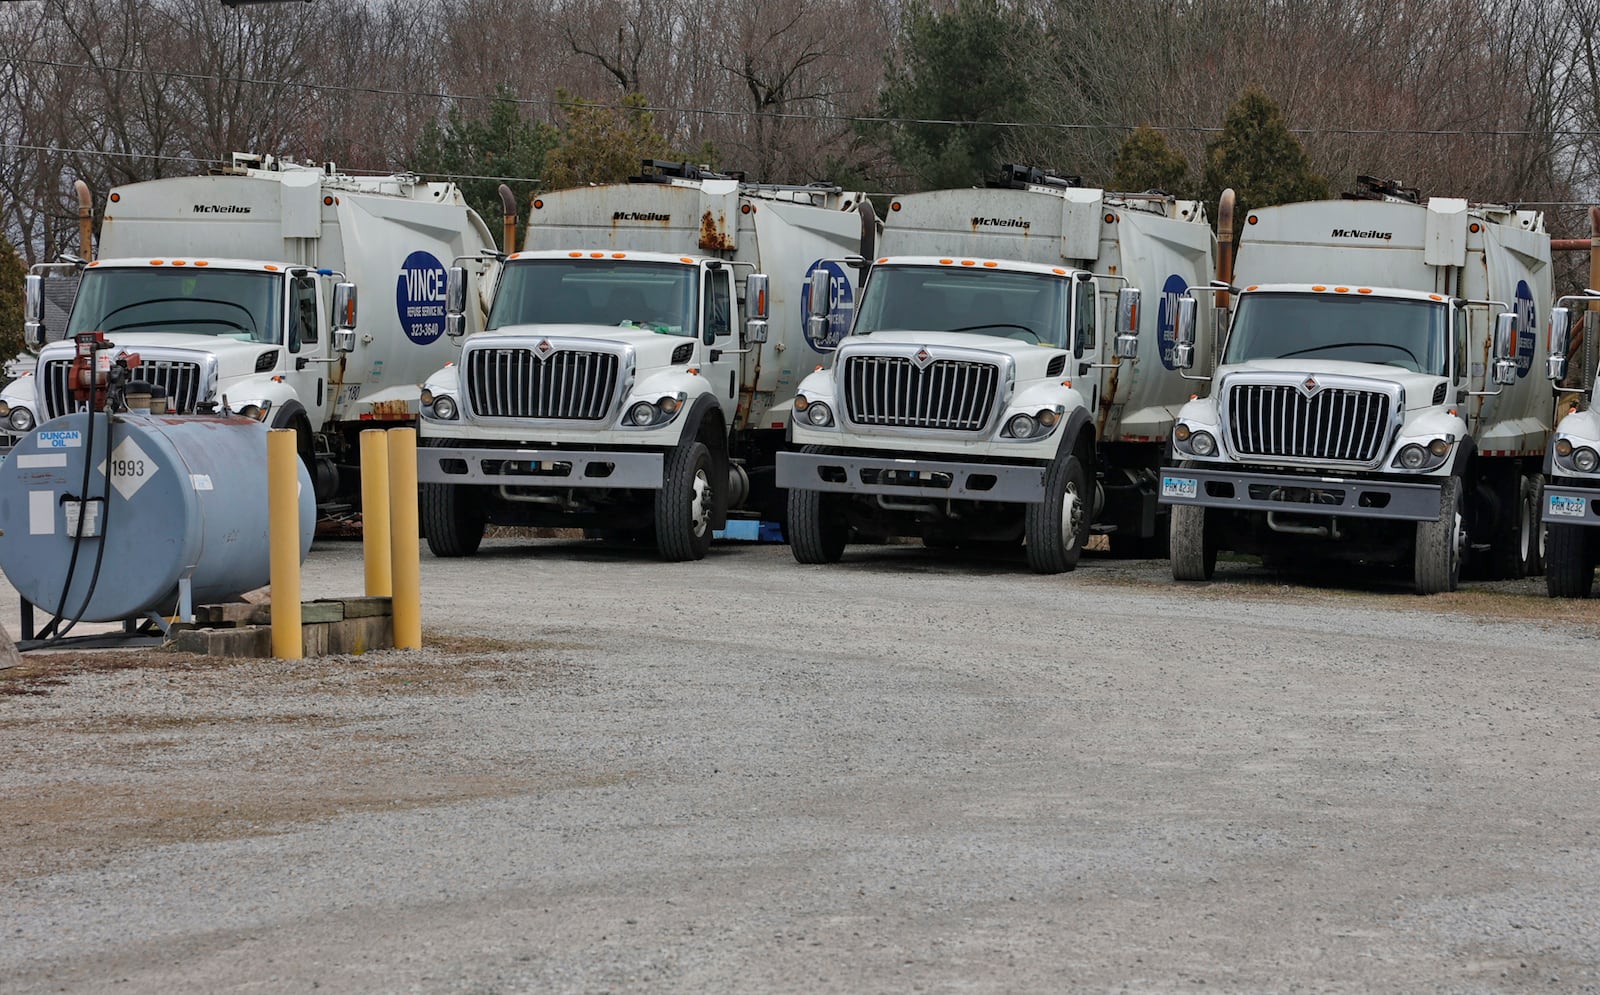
[1113,288,1140,360]
[745,273,770,321]
[807,314,830,346]
[1171,296,1198,370]
[24,274,44,347]
[332,282,357,331]
[744,273,770,343]
[806,267,831,320]
[1547,306,1570,382]
[1493,359,1517,387]
[446,266,468,338]
[1493,312,1517,362]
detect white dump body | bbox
[1233,198,1553,454]
[520,178,873,429]
[879,186,1215,442]
[89,159,498,425]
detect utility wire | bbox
[11,56,1600,140]
[0,142,543,184]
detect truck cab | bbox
[1160,184,1551,593]
[415,161,872,562]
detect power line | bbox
[0,142,545,184]
[11,56,1600,140]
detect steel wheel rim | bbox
[690,468,711,538]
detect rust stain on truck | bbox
[699,210,734,251]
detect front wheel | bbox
[656,440,716,562]
[1413,475,1463,594]
[1545,520,1595,598]
[787,446,850,564]
[1025,453,1090,574]
[1169,503,1216,581]
[422,482,486,558]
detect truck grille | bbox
[842,356,999,432]
[44,359,205,418]
[1226,383,1392,463]
[466,348,618,420]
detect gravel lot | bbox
[3,538,1599,993]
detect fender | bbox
[1449,436,1478,478]
[1055,405,1095,468]
[271,399,316,453]
[678,392,730,528]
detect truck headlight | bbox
[1189,431,1216,457]
[1005,413,1036,439]
[8,406,34,433]
[628,400,657,426]
[806,401,834,427]
[430,394,458,420]
[1576,447,1600,473]
[1398,444,1427,469]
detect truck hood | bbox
[838,330,1067,380]
[1216,359,1445,408]
[474,323,691,370]
[41,333,280,381]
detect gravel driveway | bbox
[2,539,1598,993]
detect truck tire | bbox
[1024,453,1090,574]
[1169,503,1216,581]
[1491,473,1538,580]
[787,446,850,564]
[1523,474,1545,576]
[422,482,485,558]
[1413,475,1463,594]
[1545,522,1594,598]
[655,440,716,562]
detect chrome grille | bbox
[466,348,618,420]
[1226,383,1392,463]
[842,356,999,431]
[44,358,205,418]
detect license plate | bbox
[1548,494,1587,518]
[1162,475,1198,499]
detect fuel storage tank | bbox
[0,412,313,623]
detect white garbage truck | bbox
[21,152,499,504]
[1160,177,1553,593]
[776,164,1217,573]
[415,160,875,561]
[1537,283,1600,598]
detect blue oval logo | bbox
[396,250,448,346]
[1514,279,1537,378]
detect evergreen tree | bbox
[0,234,26,373]
[1111,126,1190,195]
[877,0,1044,190]
[413,88,557,251]
[1201,89,1329,219]
[540,92,675,191]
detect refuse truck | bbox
[415,160,875,561]
[21,152,499,505]
[776,164,1217,573]
[1159,177,1554,594]
[1538,281,1600,598]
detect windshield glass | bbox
[488,259,697,337]
[852,266,1070,347]
[67,267,283,344]
[1225,292,1448,375]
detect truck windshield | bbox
[1225,293,1448,375]
[489,259,697,337]
[66,267,283,344]
[853,266,1070,347]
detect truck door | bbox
[285,271,329,423]
[702,265,739,423]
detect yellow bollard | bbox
[360,429,392,598]
[267,429,302,660]
[387,427,422,649]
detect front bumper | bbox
[418,445,665,490]
[1542,485,1600,526]
[777,450,1045,504]
[1157,466,1443,522]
